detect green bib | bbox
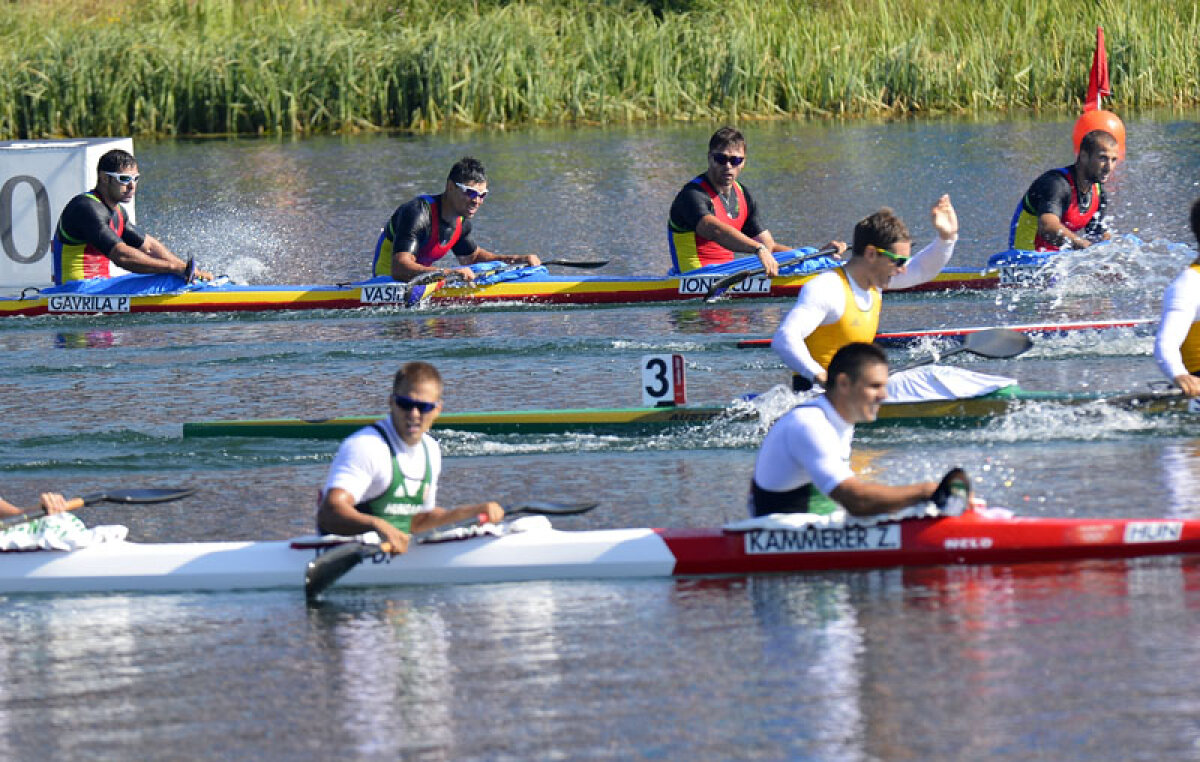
[359,423,432,533]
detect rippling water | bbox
[3,115,1200,760]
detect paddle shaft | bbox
[541,259,609,268]
[702,246,839,302]
[0,497,86,531]
[0,488,195,531]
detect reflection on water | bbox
[1159,440,1200,516]
[54,330,118,349]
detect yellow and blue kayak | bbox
[0,250,999,318]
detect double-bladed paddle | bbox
[0,487,197,531]
[702,246,840,303]
[896,328,1034,372]
[303,500,599,600]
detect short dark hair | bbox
[447,157,487,185]
[708,126,745,154]
[392,361,444,395]
[1079,130,1118,157]
[1191,198,1200,245]
[97,149,136,174]
[827,342,888,387]
[852,207,911,257]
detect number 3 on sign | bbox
[641,354,686,407]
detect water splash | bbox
[992,234,1192,315]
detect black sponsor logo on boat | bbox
[677,276,772,295]
[47,295,131,313]
[360,284,409,304]
[743,524,901,554]
[1124,521,1183,544]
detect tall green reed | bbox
[2,0,1197,138]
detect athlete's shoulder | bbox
[675,175,709,196]
[60,191,106,216]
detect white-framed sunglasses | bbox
[454,181,488,201]
[103,171,140,185]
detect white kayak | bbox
[4,509,1200,596]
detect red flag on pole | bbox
[1085,26,1111,112]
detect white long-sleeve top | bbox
[773,236,957,379]
[1155,265,1200,381]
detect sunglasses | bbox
[454,181,488,201]
[876,247,910,266]
[103,171,140,185]
[393,394,438,414]
[709,152,745,167]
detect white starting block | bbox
[0,137,134,288]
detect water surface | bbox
[3,115,1200,760]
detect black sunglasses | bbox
[393,394,438,414]
[710,152,745,167]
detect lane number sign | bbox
[641,354,686,407]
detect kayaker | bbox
[772,195,959,389]
[315,361,506,554]
[52,149,213,286]
[749,342,966,517]
[0,492,68,518]
[372,157,541,283]
[1008,130,1119,251]
[667,126,845,276]
[1154,197,1200,397]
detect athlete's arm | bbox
[828,476,939,516]
[1081,187,1112,243]
[693,214,779,276]
[674,185,779,275]
[772,272,846,384]
[887,237,955,290]
[458,245,542,269]
[108,232,212,281]
[318,488,411,553]
[1155,268,1200,396]
[409,501,505,534]
[317,434,411,552]
[887,194,958,290]
[0,492,68,517]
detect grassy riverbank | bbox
[3,0,1198,138]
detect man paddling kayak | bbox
[667,126,845,276]
[316,362,505,553]
[1154,198,1200,397]
[51,149,213,286]
[772,195,959,389]
[372,157,540,283]
[749,342,966,517]
[1008,130,1118,251]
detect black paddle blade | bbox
[89,488,198,505]
[509,501,599,516]
[542,259,609,269]
[703,271,759,303]
[961,328,1034,359]
[304,542,370,600]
